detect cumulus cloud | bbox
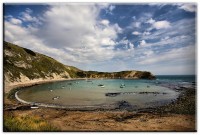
[179,4,196,12]
[152,20,171,29]
[4,4,129,66]
[10,18,22,25]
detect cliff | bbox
[3,41,155,85]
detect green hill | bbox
[3,41,155,84]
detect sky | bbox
[3,3,196,75]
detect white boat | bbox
[31,106,39,109]
[98,84,105,88]
[31,104,39,109]
[52,96,60,100]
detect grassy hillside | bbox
[3,41,155,83]
[3,41,79,82]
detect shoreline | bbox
[3,78,196,131]
[4,77,195,112]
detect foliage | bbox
[4,112,59,132]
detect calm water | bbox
[17,75,195,109]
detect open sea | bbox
[17,75,196,110]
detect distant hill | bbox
[3,41,155,84]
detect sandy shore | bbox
[3,78,196,132]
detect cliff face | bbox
[3,41,155,85]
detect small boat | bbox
[61,86,65,88]
[52,96,60,100]
[120,84,125,88]
[101,85,105,88]
[120,85,125,88]
[50,89,53,92]
[31,104,39,109]
[31,106,39,109]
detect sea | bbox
[17,75,196,110]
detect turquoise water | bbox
[17,75,195,109]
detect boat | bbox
[52,96,60,100]
[98,84,105,88]
[31,105,39,109]
[120,84,125,88]
[50,89,53,92]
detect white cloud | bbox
[131,22,141,28]
[139,40,147,46]
[101,19,110,26]
[138,45,195,65]
[152,20,171,29]
[143,31,151,36]
[129,42,134,50]
[5,4,126,66]
[10,18,22,25]
[4,15,13,19]
[132,31,141,35]
[161,36,170,41]
[179,4,196,12]
[25,8,33,14]
[101,38,115,46]
[144,50,154,56]
[146,18,155,24]
[109,5,115,11]
[19,8,41,25]
[142,19,195,44]
[118,39,129,45]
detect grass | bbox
[4,112,59,132]
[4,41,72,81]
